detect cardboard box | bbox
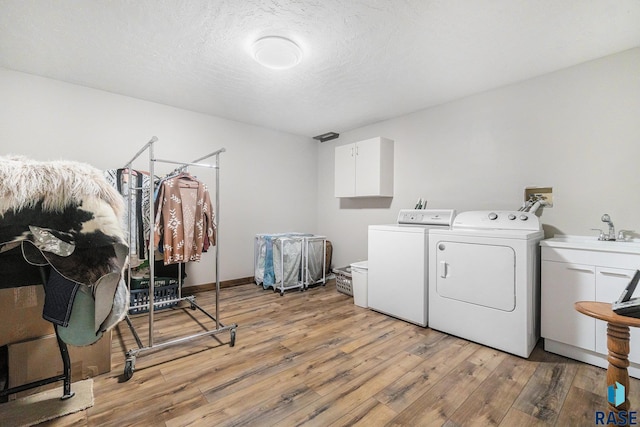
[0,285,54,347]
[8,331,111,399]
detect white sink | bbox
[540,235,640,255]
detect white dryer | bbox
[368,209,456,327]
[428,210,544,357]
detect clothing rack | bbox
[120,136,236,380]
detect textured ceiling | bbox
[1,0,640,137]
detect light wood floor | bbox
[38,280,640,427]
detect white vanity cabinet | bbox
[334,137,394,197]
[541,261,596,350]
[540,237,640,377]
[594,266,640,362]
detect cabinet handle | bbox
[599,271,631,278]
[355,145,359,156]
[566,266,594,273]
[351,147,354,157]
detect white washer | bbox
[428,210,544,357]
[368,209,456,327]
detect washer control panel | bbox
[453,210,541,231]
[397,209,456,226]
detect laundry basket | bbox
[333,266,353,296]
[129,282,179,314]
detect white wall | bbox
[0,69,319,286]
[3,47,639,278]
[318,48,640,268]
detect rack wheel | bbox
[280,290,284,296]
[123,359,135,381]
[230,329,236,347]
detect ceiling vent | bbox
[313,132,340,142]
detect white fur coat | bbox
[0,155,124,218]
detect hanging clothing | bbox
[153,173,216,265]
[104,168,151,266]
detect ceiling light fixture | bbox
[252,36,302,70]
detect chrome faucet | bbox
[600,214,616,241]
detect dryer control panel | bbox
[452,210,541,231]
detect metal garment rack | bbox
[120,136,236,380]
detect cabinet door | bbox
[334,143,356,197]
[354,139,382,196]
[541,261,596,350]
[595,267,640,363]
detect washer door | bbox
[435,241,515,311]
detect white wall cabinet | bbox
[334,137,394,197]
[540,237,640,376]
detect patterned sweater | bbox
[153,173,216,264]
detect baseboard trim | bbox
[184,277,254,294]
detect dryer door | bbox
[435,241,516,311]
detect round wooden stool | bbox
[575,301,640,424]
